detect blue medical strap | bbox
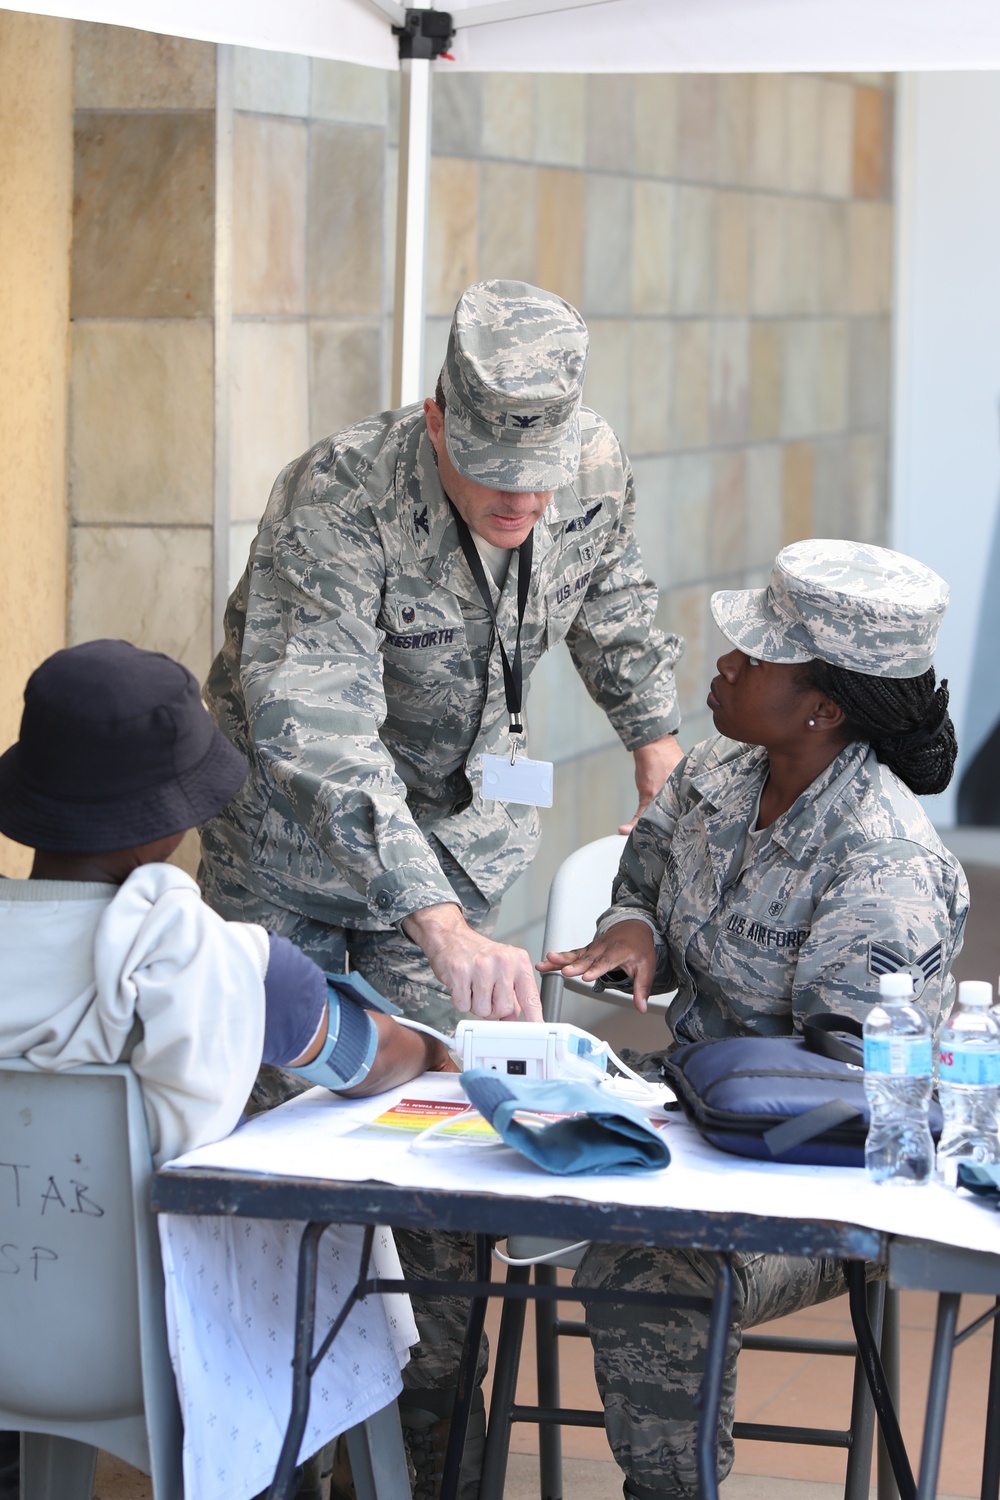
[287,977,384,1090]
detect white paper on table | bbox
[164,1073,1000,1262]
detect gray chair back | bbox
[0,1059,182,1498]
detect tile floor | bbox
[481,1272,994,1498]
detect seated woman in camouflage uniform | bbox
[539,538,969,1500]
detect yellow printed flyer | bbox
[359,1097,500,1142]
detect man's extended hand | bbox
[619,733,684,834]
[403,903,543,1022]
[536,919,656,1013]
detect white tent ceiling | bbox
[15,0,1000,71]
[14,0,1000,448]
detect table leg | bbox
[480,1264,530,1500]
[847,1263,914,1500]
[878,1287,901,1500]
[266,1220,328,1500]
[916,1291,960,1500]
[535,1261,564,1500]
[440,1233,492,1500]
[844,1277,884,1500]
[695,1254,734,1500]
[981,1299,1000,1500]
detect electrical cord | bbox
[493,1239,590,1267]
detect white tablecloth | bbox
[158,1213,416,1500]
[161,1072,1000,1500]
[166,1073,1000,1260]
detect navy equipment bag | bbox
[661,1014,943,1168]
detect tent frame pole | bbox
[391,55,432,408]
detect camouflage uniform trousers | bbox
[200,843,492,1400]
[574,1243,848,1499]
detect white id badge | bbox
[480,753,554,807]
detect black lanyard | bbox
[449,501,533,737]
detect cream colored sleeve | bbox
[92,866,266,1166]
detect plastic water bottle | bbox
[863,973,935,1185]
[936,980,1000,1188]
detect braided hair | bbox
[803,660,957,796]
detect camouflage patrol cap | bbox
[440,279,588,493]
[710,539,949,679]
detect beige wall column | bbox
[67,24,218,876]
[0,12,74,876]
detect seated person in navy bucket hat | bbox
[0,638,451,1169]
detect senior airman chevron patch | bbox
[868,939,943,998]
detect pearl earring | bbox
[808,718,816,727]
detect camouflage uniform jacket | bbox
[600,734,969,1041]
[202,404,680,931]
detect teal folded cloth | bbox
[957,1162,1000,1204]
[459,1070,670,1175]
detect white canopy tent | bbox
[17,0,1000,72]
[15,0,1000,403]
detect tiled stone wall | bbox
[68,24,217,684]
[62,34,894,946]
[67,24,218,876]
[226,52,396,589]
[428,72,896,952]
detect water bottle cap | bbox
[958,980,993,1008]
[878,973,914,999]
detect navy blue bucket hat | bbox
[0,639,247,853]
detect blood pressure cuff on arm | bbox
[459,1071,670,1175]
[284,967,400,1092]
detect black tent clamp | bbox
[394,8,455,59]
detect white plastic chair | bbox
[536,832,671,1023]
[0,1058,409,1500]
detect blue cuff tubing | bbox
[262,932,328,1066]
[287,983,379,1091]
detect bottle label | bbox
[864,1035,932,1077]
[938,1045,1000,1085]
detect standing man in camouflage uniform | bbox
[541,540,969,1499]
[201,279,683,1031]
[200,279,684,1494]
